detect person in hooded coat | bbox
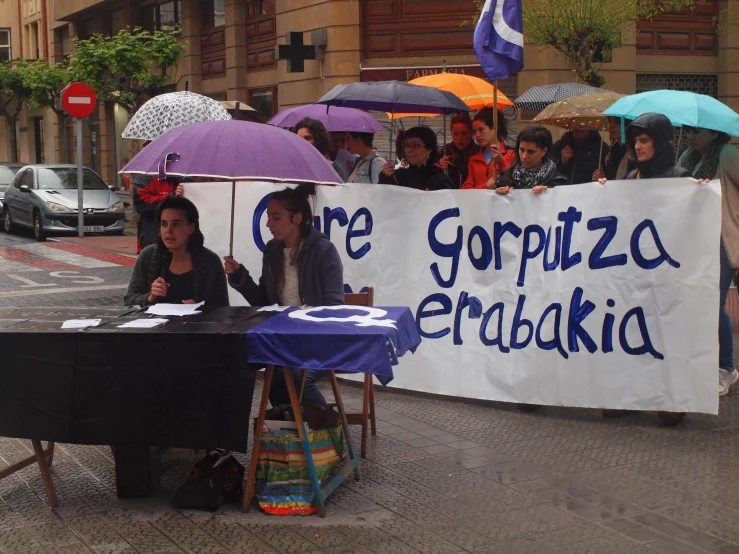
[598,113,691,426]
[623,113,691,180]
[551,129,609,184]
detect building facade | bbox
[1,0,738,184]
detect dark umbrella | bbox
[121,120,341,256]
[315,81,471,115]
[514,83,611,112]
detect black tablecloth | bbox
[0,306,271,453]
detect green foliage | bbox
[460,0,485,27]
[20,59,70,116]
[69,27,185,117]
[524,0,696,87]
[0,60,33,162]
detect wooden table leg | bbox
[243,366,273,513]
[361,374,371,458]
[283,367,327,517]
[46,442,55,466]
[328,371,361,481]
[31,440,58,507]
[0,443,54,481]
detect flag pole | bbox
[492,81,499,184]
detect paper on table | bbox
[257,304,291,312]
[61,319,102,329]
[146,302,204,316]
[117,318,169,328]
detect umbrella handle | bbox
[158,152,180,180]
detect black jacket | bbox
[552,131,609,185]
[625,113,692,179]
[228,226,344,307]
[124,244,229,307]
[379,162,453,191]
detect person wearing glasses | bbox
[379,126,453,191]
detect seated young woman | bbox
[124,196,229,307]
[223,182,344,407]
[493,125,568,194]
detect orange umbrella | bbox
[388,73,513,120]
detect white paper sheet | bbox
[257,304,291,312]
[146,302,204,316]
[61,319,101,329]
[117,318,169,328]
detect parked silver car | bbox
[3,164,125,241]
[0,163,24,218]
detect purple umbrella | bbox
[121,120,341,255]
[267,104,384,133]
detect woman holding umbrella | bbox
[379,126,454,191]
[678,126,739,397]
[462,108,516,189]
[224,183,344,407]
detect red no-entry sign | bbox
[61,82,97,119]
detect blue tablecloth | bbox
[245,306,421,385]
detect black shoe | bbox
[602,409,631,418]
[657,411,685,426]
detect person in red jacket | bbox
[133,174,184,253]
[462,108,516,189]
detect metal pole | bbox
[76,117,84,238]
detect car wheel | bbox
[33,211,46,241]
[3,209,13,234]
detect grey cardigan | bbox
[228,226,344,306]
[124,244,229,307]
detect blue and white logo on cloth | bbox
[289,306,398,329]
[474,0,524,82]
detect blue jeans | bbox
[269,368,327,407]
[720,241,736,371]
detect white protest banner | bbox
[187,179,721,414]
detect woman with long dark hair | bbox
[439,112,480,188]
[494,125,567,194]
[124,196,228,307]
[679,127,739,397]
[224,182,344,406]
[462,108,516,189]
[379,126,453,191]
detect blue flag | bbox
[474,0,524,82]
[245,306,421,385]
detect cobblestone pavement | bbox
[2,236,739,553]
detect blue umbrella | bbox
[604,90,739,136]
[315,81,471,115]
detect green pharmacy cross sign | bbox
[278,32,316,73]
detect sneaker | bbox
[719,368,739,397]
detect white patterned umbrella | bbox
[514,83,612,112]
[122,91,232,141]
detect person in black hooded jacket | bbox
[599,113,691,183]
[379,126,453,191]
[598,112,691,426]
[624,113,691,180]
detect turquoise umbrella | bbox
[604,90,739,136]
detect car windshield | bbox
[0,166,20,186]
[37,168,108,191]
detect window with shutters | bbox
[201,0,226,78]
[141,1,182,32]
[636,0,718,56]
[246,0,276,71]
[363,0,477,58]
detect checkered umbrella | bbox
[122,91,232,141]
[514,83,611,112]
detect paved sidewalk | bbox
[3,371,739,553]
